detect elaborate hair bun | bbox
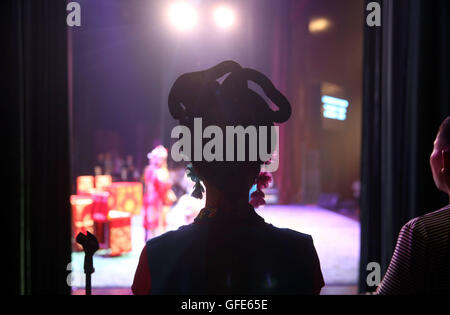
[168,60,292,126]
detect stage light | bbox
[322,96,349,121]
[169,2,198,31]
[213,6,235,29]
[309,17,331,34]
[322,96,349,108]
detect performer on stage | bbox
[165,170,205,231]
[143,145,176,240]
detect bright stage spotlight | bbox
[169,2,198,31]
[309,17,331,34]
[213,6,235,29]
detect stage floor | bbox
[71,205,360,294]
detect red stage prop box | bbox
[108,211,132,256]
[106,182,143,215]
[76,176,95,195]
[95,175,112,191]
[71,195,94,252]
[91,190,110,222]
[72,179,140,256]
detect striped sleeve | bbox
[376,219,428,295]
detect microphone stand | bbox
[76,231,99,295]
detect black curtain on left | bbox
[4,0,71,294]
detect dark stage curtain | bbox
[270,0,310,205]
[360,0,450,292]
[4,0,71,294]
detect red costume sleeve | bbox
[132,247,151,295]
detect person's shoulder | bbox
[405,206,450,230]
[403,205,450,237]
[258,224,318,262]
[146,224,199,248]
[263,223,314,245]
[422,205,450,221]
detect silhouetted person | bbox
[121,155,138,181]
[103,152,113,175]
[132,61,324,295]
[94,153,105,176]
[377,117,450,295]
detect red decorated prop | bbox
[106,182,143,215]
[73,176,139,256]
[108,211,132,256]
[90,190,110,247]
[95,175,112,191]
[91,190,110,222]
[77,176,95,195]
[71,195,94,252]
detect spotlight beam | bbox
[169,2,198,31]
[213,6,235,29]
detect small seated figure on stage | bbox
[166,171,205,231]
[143,145,176,240]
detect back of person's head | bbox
[168,61,291,194]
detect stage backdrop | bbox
[360,0,450,292]
[271,0,363,204]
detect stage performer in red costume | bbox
[143,145,176,240]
